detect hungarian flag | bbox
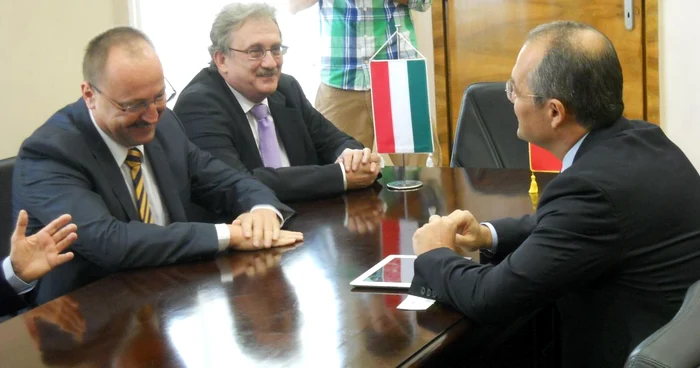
[529,143,561,172]
[370,59,433,154]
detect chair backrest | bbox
[450,82,529,169]
[625,279,700,368]
[0,157,16,260]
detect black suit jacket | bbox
[173,68,364,202]
[0,276,25,316]
[13,99,292,304]
[410,118,700,367]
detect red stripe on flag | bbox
[370,61,396,153]
[529,143,562,172]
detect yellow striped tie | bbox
[125,148,153,224]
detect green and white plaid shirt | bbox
[319,0,432,91]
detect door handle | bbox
[624,0,634,30]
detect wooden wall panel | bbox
[644,0,660,124]
[431,0,450,166]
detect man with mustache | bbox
[175,3,381,204]
[13,27,303,304]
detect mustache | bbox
[257,68,279,77]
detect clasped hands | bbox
[412,210,494,256]
[227,209,303,250]
[336,148,381,190]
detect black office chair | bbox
[450,82,529,169]
[625,279,700,368]
[0,157,15,259]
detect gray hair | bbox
[83,27,154,86]
[525,21,624,130]
[208,3,279,68]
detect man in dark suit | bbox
[173,3,381,203]
[13,27,303,304]
[2,210,77,315]
[409,21,700,367]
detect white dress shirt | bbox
[485,134,589,250]
[226,84,348,189]
[3,257,35,294]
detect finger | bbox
[52,223,78,245]
[428,215,441,223]
[231,219,241,226]
[12,210,29,241]
[361,148,371,164]
[344,153,352,172]
[39,213,73,236]
[55,233,78,254]
[263,214,273,248]
[245,265,255,277]
[54,252,75,267]
[252,214,263,248]
[355,219,367,234]
[365,219,376,233]
[272,216,280,242]
[265,253,276,268]
[370,161,378,173]
[241,214,253,239]
[351,151,362,171]
[254,257,267,275]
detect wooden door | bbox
[432,0,659,164]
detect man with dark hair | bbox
[409,21,700,367]
[174,3,380,203]
[13,26,303,304]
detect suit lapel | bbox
[144,138,188,222]
[71,99,140,221]
[212,70,264,167]
[268,92,307,166]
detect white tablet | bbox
[350,255,418,289]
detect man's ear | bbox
[81,82,96,109]
[213,51,228,74]
[549,99,567,130]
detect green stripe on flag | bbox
[406,60,432,153]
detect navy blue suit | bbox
[174,69,364,202]
[13,99,292,304]
[410,118,700,367]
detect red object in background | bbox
[529,143,562,172]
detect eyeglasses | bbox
[90,78,177,114]
[229,45,289,60]
[505,79,540,103]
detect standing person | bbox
[290,0,439,166]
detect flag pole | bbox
[385,24,423,191]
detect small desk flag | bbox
[370,59,434,154]
[528,143,562,172]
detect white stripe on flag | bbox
[388,60,414,153]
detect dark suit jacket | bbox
[173,68,364,202]
[0,275,26,316]
[13,99,292,304]
[410,118,700,367]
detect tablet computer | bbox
[350,255,418,289]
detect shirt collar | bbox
[561,133,589,172]
[89,109,145,166]
[226,83,269,114]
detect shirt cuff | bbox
[214,224,231,251]
[250,205,285,227]
[338,162,348,191]
[3,257,37,295]
[481,222,499,252]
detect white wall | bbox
[659,1,700,172]
[0,0,129,158]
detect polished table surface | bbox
[0,167,554,367]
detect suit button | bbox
[427,288,433,297]
[420,287,426,295]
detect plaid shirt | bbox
[319,0,432,91]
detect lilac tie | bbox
[250,104,282,168]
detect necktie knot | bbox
[125,148,143,167]
[250,104,270,122]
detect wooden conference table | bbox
[0,167,555,367]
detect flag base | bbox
[386,179,423,191]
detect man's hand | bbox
[228,225,303,251]
[412,214,461,256]
[10,210,77,283]
[336,148,381,173]
[345,164,380,190]
[447,210,493,251]
[230,209,283,248]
